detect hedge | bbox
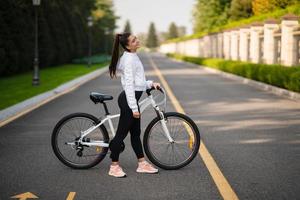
[167,53,300,93]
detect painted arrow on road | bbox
[11,192,38,200]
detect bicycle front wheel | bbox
[143,112,200,170]
[51,113,109,169]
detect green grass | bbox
[0,62,108,110]
[167,53,300,93]
[72,54,111,64]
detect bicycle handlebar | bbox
[146,85,164,96]
[145,85,167,111]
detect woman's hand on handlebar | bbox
[152,82,161,90]
[146,82,163,96]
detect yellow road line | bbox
[0,67,108,128]
[147,54,239,200]
[66,192,76,200]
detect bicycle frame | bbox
[70,89,174,148]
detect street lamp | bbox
[87,16,93,67]
[32,0,41,86]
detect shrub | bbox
[167,53,300,93]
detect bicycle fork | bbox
[151,98,175,143]
[151,96,194,148]
[160,116,175,143]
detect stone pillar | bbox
[239,26,251,61]
[280,14,299,66]
[250,22,264,63]
[223,30,231,59]
[199,38,204,57]
[175,42,179,54]
[230,28,239,60]
[171,43,177,54]
[158,44,164,53]
[203,35,211,57]
[263,19,280,64]
[159,44,165,53]
[209,34,213,58]
[217,33,224,58]
[178,42,184,55]
[178,42,182,55]
[183,41,186,55]
[212,34,218,58]
[211,34,216,58]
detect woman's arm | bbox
[123,58,139,113]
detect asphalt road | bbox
[0,52,299,200]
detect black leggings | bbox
[109,90,144,162]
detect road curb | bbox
[0,65,109,127]
[165,55,300,102]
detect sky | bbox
[112,0,196,35]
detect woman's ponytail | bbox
[109,32,131,79]
[109,34,120,79]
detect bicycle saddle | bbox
[89,92,113,104]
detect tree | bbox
[273,0,298,9]
[0,0,118,76]
[177,26,186,37]
[252,0,298,15]
[229,0,253,20]
[123,19,132,33]
[192,0,230,33]
[91,0,118,54]
[167,22,178,39]
[252,0,275,15]
[146,22,158,48]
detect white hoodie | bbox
[116,51,153,113]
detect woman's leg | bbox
[129,115,144,160]
[109,109,133,162]
[109,91,144,164]
[109,90,142,162]
[129,91,145,160]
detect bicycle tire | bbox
[51,112,109,169]
[143,112,200,170]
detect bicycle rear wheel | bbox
[51,113,109,169]
[143,112,200,170]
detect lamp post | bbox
[32,0,41,86]
[87,16,93,67]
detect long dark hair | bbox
[109,32,131,79]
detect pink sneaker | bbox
[136,160,159,174]
[108,164,127,178]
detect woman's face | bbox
[126,35,140,52]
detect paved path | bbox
[0,52,299,199]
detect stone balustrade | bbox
[159,14,300,67]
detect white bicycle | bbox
[51,86,200,170]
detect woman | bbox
[108,32,161,178]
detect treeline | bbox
[0,0,117,76]
[192,0,299,33]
